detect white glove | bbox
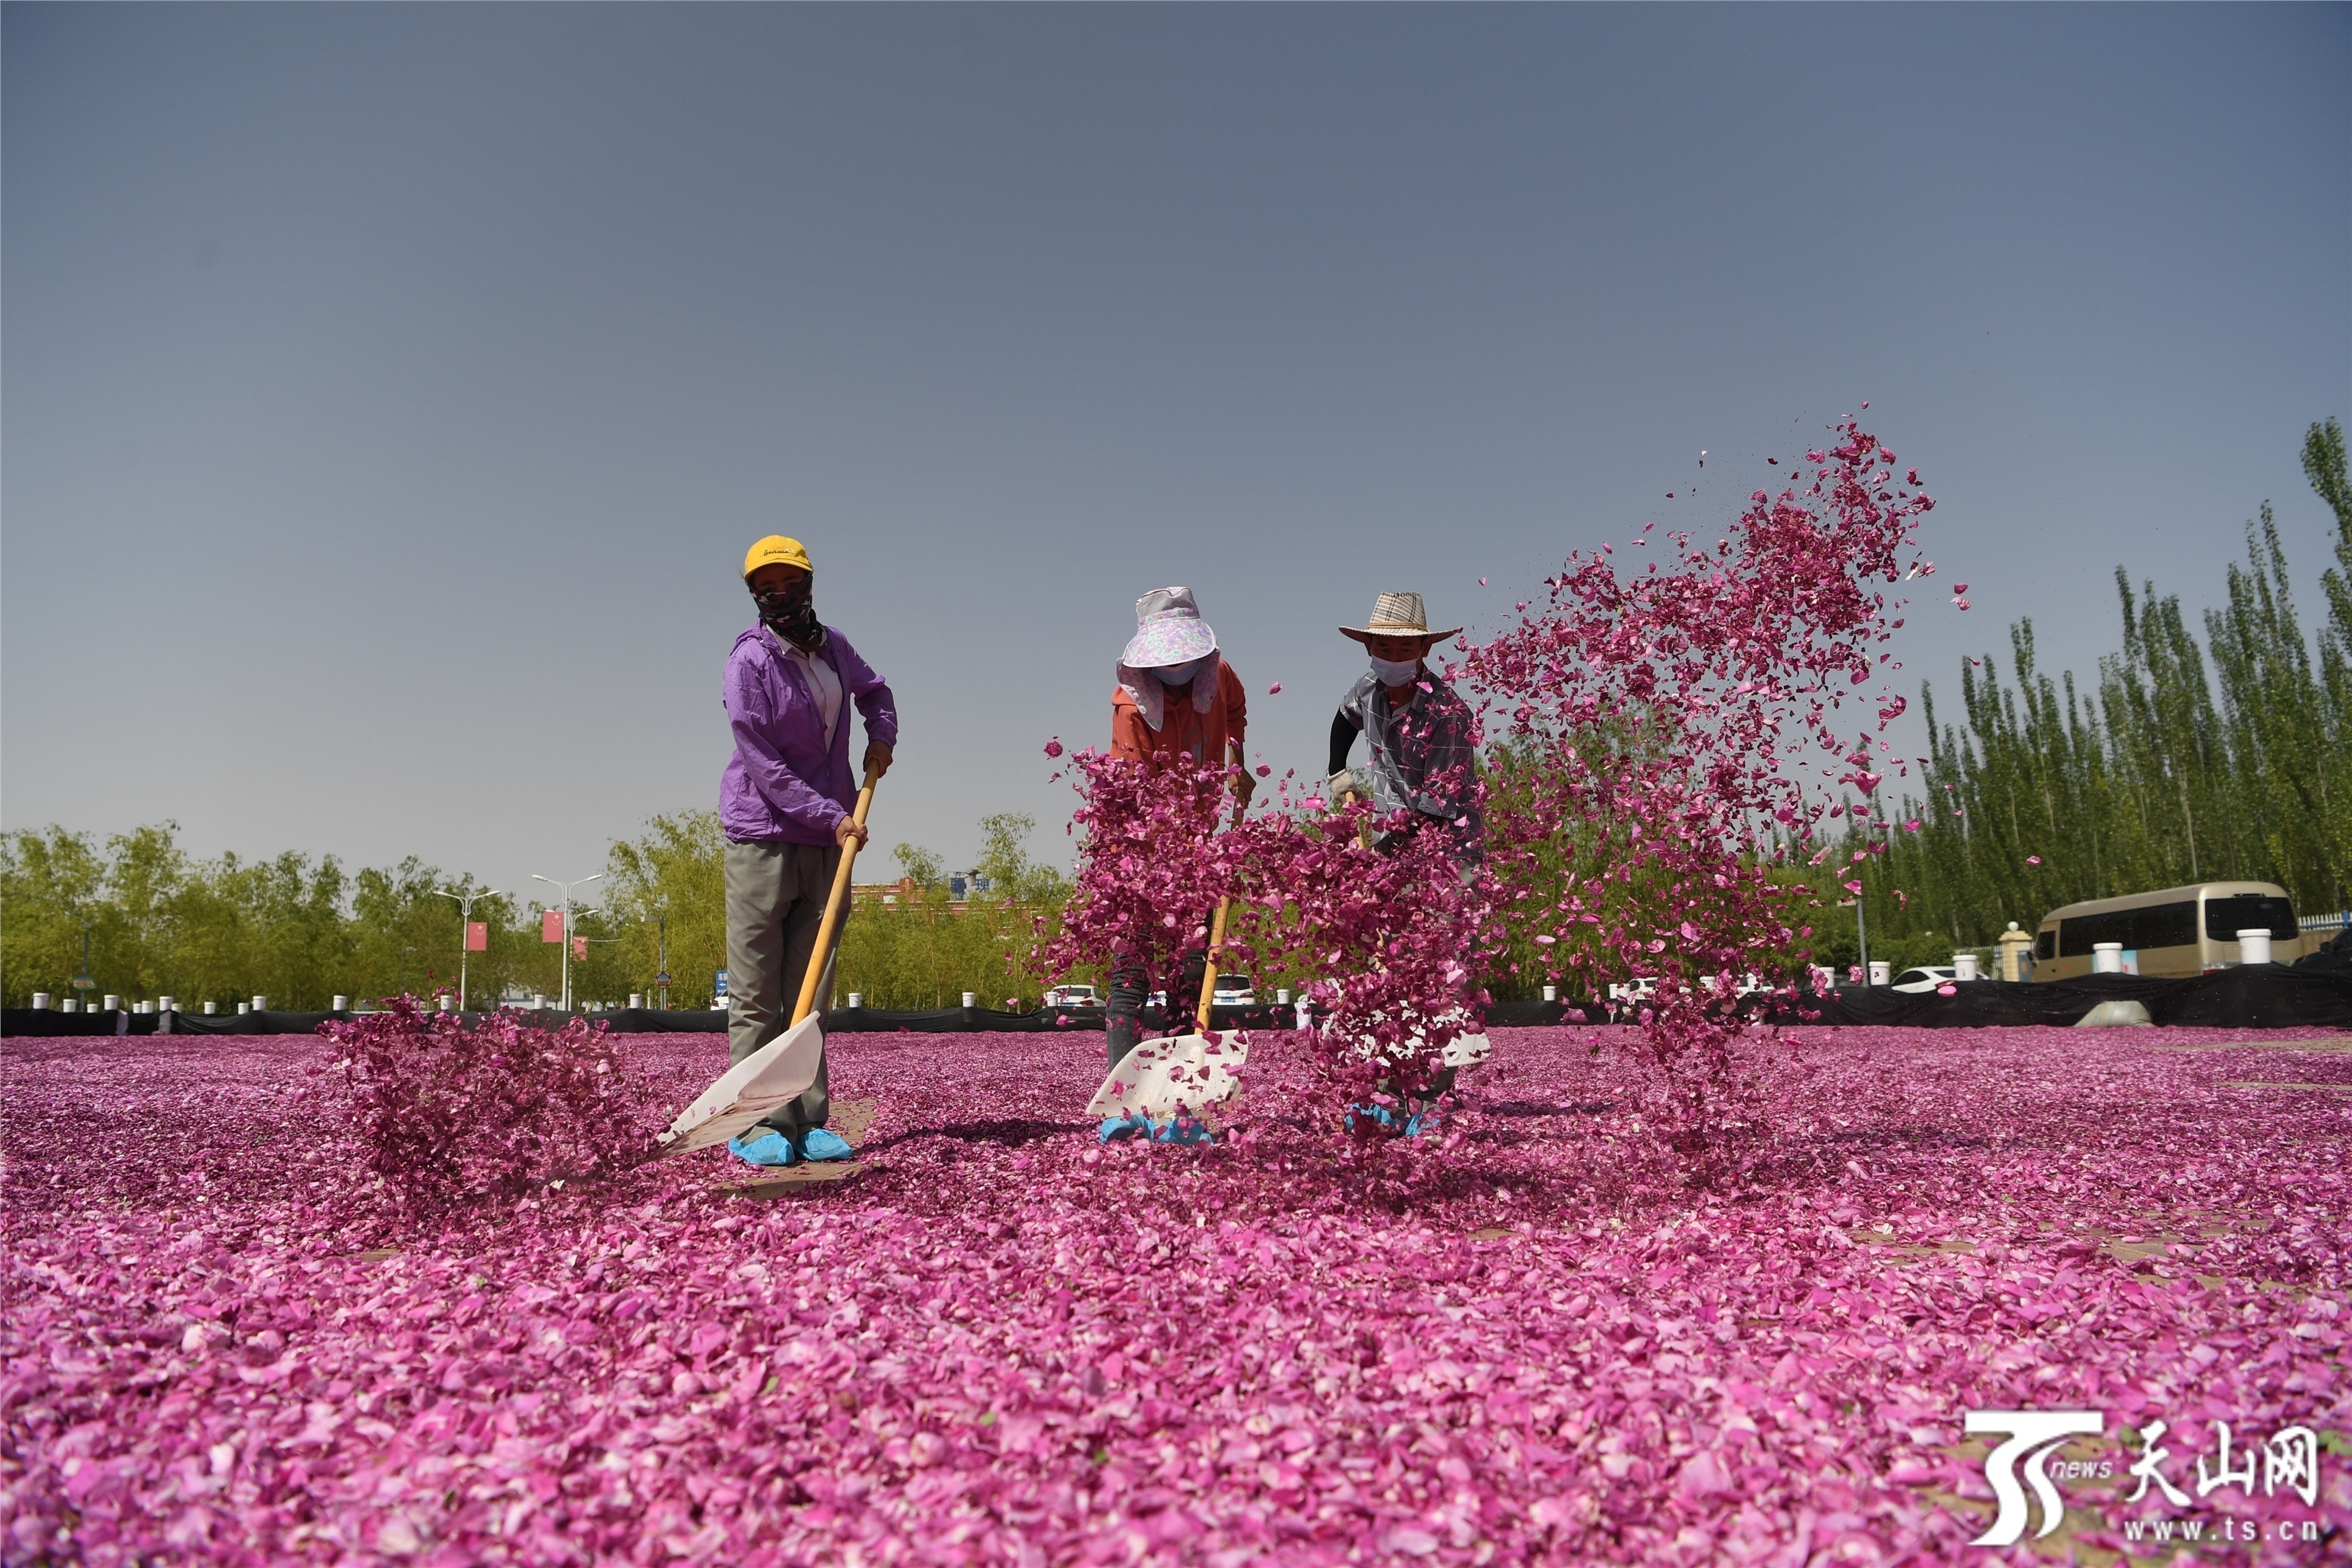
[1325,769,1362,802]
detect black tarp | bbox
[2,1008,155,1037]
[1777,966,2352,1029]
[9,969,2344,1038]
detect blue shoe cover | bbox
[1151,1116,1215,1145]
[1098,1114,1148,1143]
[727,1129,798,1167]
[1346,1102,1399,1132]
[799,1127,856,1162]
[1403,1112,1435,1138]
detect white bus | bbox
[2030,881,2303,981]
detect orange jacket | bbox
[1111,660,1247,772]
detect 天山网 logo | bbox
[1963,1408,2325,1550]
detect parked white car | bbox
[1044,982,1100,1007]
[1890,965,1958,994]
[1211,974,1256,1007]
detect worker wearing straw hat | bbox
[720,534,897,1167]
[1104,586,1253,1070]
[1323,590,1485,1138]
[1326,591,1483,869]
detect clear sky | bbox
[5,5,2347,902]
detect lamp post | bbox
[431,886,503,1012]
[1843,887,1870,984]
[531,872,602,1012]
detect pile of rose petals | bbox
[5,1023,2347,1564]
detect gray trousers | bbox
[724,837,841,1136]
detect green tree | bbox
[972,813,1072,906]
[0,827,106,1004]
[1839,416,2352,944]
[893,843,945,890]
[603,809,729,1007]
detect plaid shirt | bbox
[1337,668,1484,864]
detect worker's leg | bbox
[1173,946,1209,1026]
[1106,961,1148,1069]
[724,838,792,1068]
[766,841,841,1138]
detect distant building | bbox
[851,876,918,906]
[848,874,1025,916]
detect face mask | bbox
[1368,655,1421,685]
[1155,656,1206,686]
[751,575,824,651]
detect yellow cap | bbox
[743,535,813,580]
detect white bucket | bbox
[1953,953,1981,982]
[332,995,349,1011]
[2237,928,2273,965]
[1868,961,1892,986]
[845,992,863,1009]
[204,1001,217,1014]
[2092,942,2124,975]
[30,993,49,1010]
[251,996,267,1012]
[1542,984,1558,1001]
[103,995,122,1012]
[629,993,643,1009]
[962,991,978,1008]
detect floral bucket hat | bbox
[1117,586,1222,731]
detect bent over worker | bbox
[1325,591,1485,1135]
[1105,586,1253,1069]
[720,534,897,1168]
[1326,591,1483,871]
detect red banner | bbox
[466,922,488,952]
[542,910,564,943]
[573,935,589,961]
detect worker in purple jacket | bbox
[720,534,897,1168]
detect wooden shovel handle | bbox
[1194,897,1231,1034]
[791,763,881,1027]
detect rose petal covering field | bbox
[5,1025,2348,1565]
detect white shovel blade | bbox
[659,1014,826,1153]
[1086,1031,1250,1121]
[1441,1031,1491,1068]
[1337,1011,1491,1070]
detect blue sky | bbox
[5,5,2346,900]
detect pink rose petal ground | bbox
[5,1024,2347,1564]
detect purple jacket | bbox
[720,624,899,844]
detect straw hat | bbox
[1339,591,1459,645]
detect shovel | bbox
[658,763,880,1153]
[1085,897,1251,1121]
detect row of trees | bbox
[0,810,1076,1013]
[0,825,531,1011]
[595,808,1074,1011]
[1826,419,2352,959]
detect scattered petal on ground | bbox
[5,1023,2347,1564]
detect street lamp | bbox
[656,910,669,1009]
[531,872,603,1012]
[431,886,504,1011]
